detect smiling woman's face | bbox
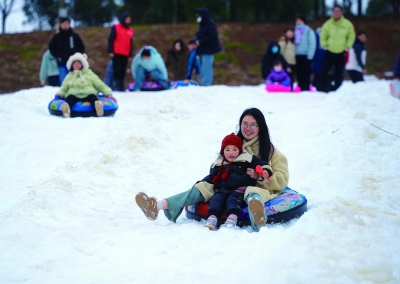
[240,115,259,140]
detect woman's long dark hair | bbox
[236,108,274,161]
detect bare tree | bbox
[0,0,15,34]
[358,0,362,16]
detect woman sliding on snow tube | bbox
[135,108,292,232]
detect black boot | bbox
[119,79,125,92]
[114,79,121,91]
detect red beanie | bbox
[219,133,243,155]
[212,133,243,184]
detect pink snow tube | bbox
[265,84,315,93]
[389,81,400,99]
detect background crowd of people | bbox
[39,5,400,94]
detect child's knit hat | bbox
[212,133,243,184]
[219,133,242,155]
[66,52,89,71]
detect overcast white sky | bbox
[1,0,370,34]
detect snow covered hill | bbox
[0,79,399,283]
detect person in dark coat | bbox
[261,40,289,81]
[203,133,272,230]
[194,7,222,86]
[311,27,325,89]
[108,12,134,91]
[48,17,85,84]
[166,39,189,81]
[393,52,400,79]
[345,31,367,83]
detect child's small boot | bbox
[61,102,70,118]
[205,215,218,230]
[220,214,238,229]
[95,100,104,117]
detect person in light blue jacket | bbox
[131,46,170,91]
[294,15,316,91]
[39,50,60,86]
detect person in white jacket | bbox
[345,31,367,83]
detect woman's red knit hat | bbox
[212,133,243,184]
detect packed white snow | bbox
[1,77,399,284]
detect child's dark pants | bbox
[208,188,244,219]
[65,94,97,110]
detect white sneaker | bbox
[220,214,238,229]
[204,215,218,230]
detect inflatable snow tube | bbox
[185,187,307,227]
[127,80,199,91]
[48,95,118,117]
[266,85,315,93]
[389,80,400,99]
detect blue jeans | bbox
[134,66,170,91]
[199,54,214,86]
[58,66,69,84]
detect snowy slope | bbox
[0,78,399,284]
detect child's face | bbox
[73,61,82,70]
[188,44,195,51]
[274,64,282,72]
[223,145,240,162]
[285,30,294,38]
[141,55,150,61]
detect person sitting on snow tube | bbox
[135,107,289,232]
[203,133,272,230]
[130,46,170,91]
[265,60,291,87]
[261,40,290,81]
[56,52,114,118]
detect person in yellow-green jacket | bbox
[317,5,355,93]
[57,52,113,118]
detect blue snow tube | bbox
[48,95,118,117]
[185,187,307,227]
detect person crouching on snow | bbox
[265,60,291,87]
[202,133,272,230]
[130,46,170,91]
[57,52,113,118]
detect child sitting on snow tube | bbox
[202,133,272,230]
[56,52,114,118]
[265,60,291,87]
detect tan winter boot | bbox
[95,100,104,117]
[61,102,70,118]
[248,198,267,226]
